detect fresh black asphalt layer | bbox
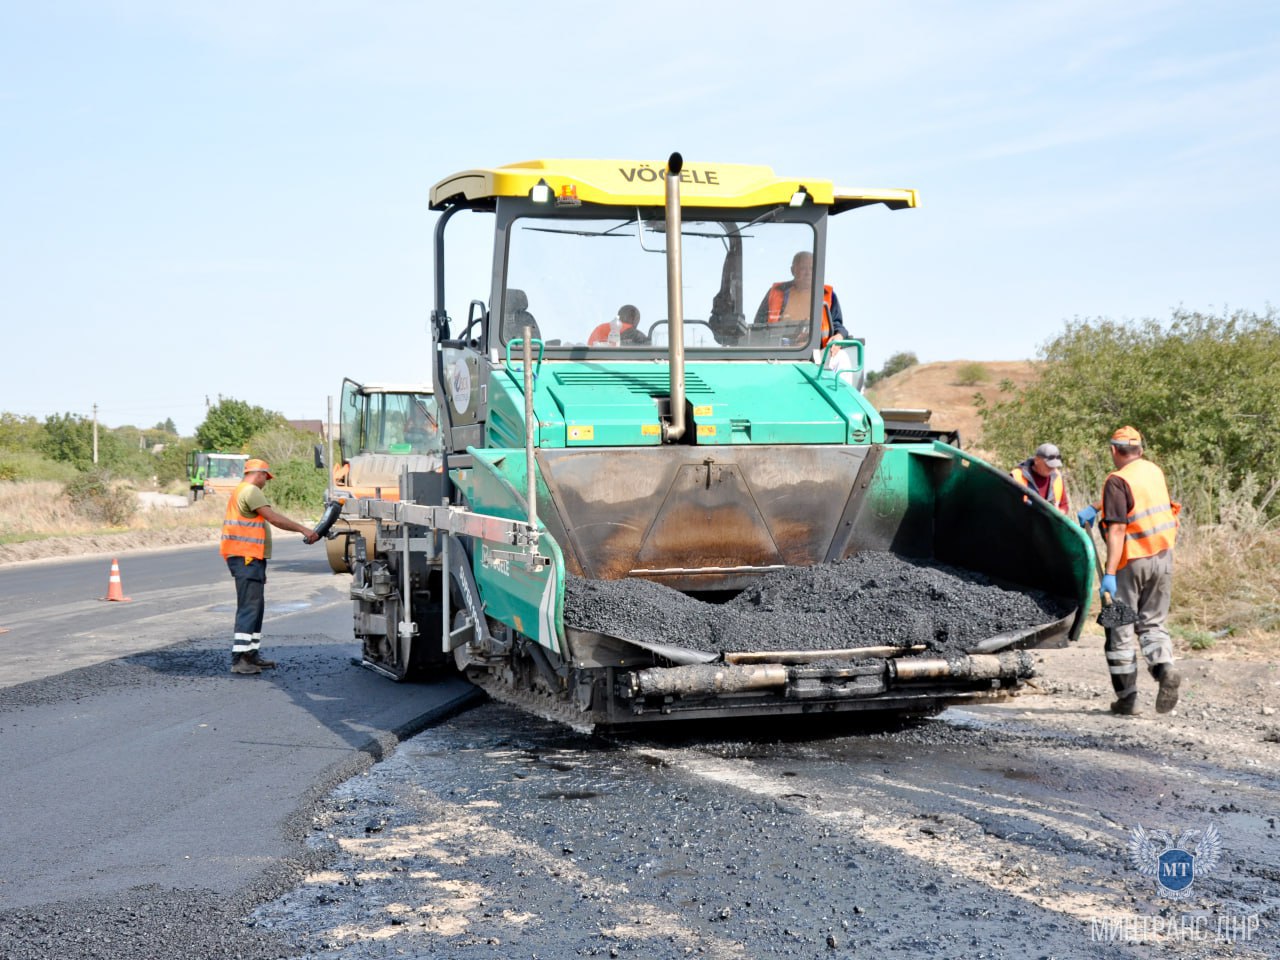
[564,552,1069,655]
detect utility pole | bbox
[92,403,99,465]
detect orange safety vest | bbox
[766,283,835,342]
[1011,464,1067,512]
[1104,458,1177,570]
[587,320,638,345]
[220,481,267,560]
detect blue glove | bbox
[1077,505,1098,528]
[1100,574,1117,600]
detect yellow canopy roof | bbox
[429,159,917,214]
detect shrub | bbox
[954,362,989,387]
[155,439,198,489]
[1172,626,1219,651]
[64,470,138,527]
[265,459,328,515]
[978,308,1280,523]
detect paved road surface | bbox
[0,538,476,954]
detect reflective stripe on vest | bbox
[1011,464,1065,510]
[1107,458,1177,570]
[220,481,266,560]
[765,283,834,342]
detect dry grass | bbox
[1173,511,1280,640]
[0,480,223,543]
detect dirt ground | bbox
[1030,629,1280,761]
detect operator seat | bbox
[502,288,541,343]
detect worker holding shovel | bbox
[1078,426,1181,716]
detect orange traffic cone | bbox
[100,558,132,602]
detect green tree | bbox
[866,351,919,388]
[247,424,323,468]
[978,308,1280,520]
[40,413,97,464]
[153,417,178,435]
[0,412,45,451]
[35,413,157,482]
[195,398,285,451]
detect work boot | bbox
[246,650,276,669]
[230,655,262,676]
[1110,694,1138,716]
[1153,663,1181,714]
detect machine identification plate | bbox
[450,360,472,414]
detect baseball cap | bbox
[244,458,274,479]
[1034,443,1063,468]
[1110,426,1143,448]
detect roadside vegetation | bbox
[0,398,326,546]
[978,307,1280,646]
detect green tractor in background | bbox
[187,451,248,503]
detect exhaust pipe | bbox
[522,324,537,530]
[664,152,686,442]
[890,651,1034,682]
[632,662,787,697]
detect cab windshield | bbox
[341,387,441,457]
[502,212,819,352]
[206,456,246,479]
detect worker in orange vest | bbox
[220,458,321,675]
[1079,427,1180,716]
[587,304,647,346]
[1010,443,1070,513]
[752,251,847,346]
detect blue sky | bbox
[2,1,1276,436]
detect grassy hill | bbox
[865,360,1039,458]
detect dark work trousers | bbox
[226,556,268,657]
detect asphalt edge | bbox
[239,680,487,911]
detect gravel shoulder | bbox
[0,527,220,566]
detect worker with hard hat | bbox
[1078,427,1180,716]
[753,251,848,345]
[220,458,322,675]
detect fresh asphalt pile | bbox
[564,552,1070,656]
